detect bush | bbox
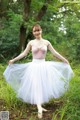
[0,10,23,61]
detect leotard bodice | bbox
[32,45,47,59]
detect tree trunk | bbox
[36,4,48,21]
[19,24,26,51]
[36,0,52,21]
[0,0,12,18]
[19,0,31,51]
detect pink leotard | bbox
[32,45,47,59]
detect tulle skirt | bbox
[3,59,74,104]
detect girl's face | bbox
[32,27,42,39]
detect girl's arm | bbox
[9,41,31,64]
[48,41,69,64]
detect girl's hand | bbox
[8,60,14,64]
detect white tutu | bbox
[3,59,74,104]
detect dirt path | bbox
[0,99,62,120]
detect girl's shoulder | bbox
[43,39,51,46]
[28,40,35,45]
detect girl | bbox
[3,24,74,119]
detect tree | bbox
[19,0,53,51]
[0,0,80,62]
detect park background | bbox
[0,0,80,120]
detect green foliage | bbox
[0,10,23,61]
[52,65,80,120]
[0,0,80,63]
[65,15,80,61]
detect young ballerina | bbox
[3,24,74,119]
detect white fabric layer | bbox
[3,59,74,104]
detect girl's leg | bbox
[37,104,47,118]
[37,104,43,119]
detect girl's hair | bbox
[32,24,42,30]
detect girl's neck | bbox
[35,37,43,41]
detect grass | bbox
[0,61,80,120]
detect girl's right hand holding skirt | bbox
[8,60,14,64]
